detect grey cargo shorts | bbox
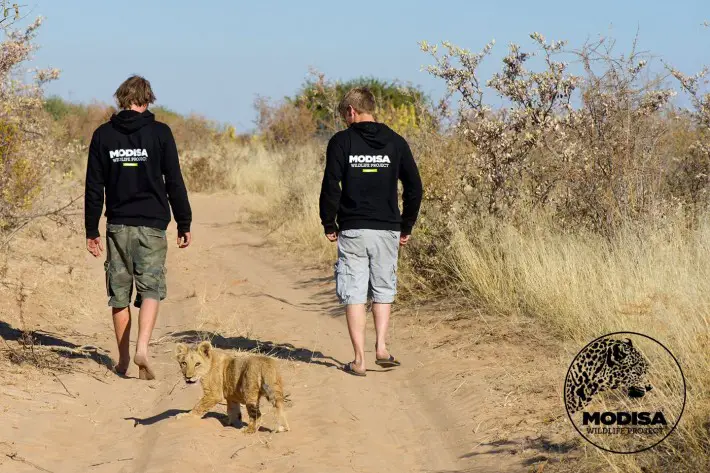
[104,224,168,308]
[334,229,400,305]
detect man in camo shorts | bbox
[84,76,192,380]
[319,87,423,376]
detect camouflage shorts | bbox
[104,224,168,308]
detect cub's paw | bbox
[244,425,257,434]
[175,412,195,420]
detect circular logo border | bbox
[563,331,687,454]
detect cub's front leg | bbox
[177,393,221,419]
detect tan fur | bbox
[175,341,290,433]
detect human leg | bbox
[133,226,168,380]
[367,230,400,365]
[105,224,135,375]
[335,229,370,375]
[111,306,131,374]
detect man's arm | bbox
[399,140,423,236]
[161,126,192,245]
[84,130,104,240]
[319,136,346,235]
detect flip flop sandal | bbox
[375,355,401,368]
[342,362,367,377]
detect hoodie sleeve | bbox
[84,130,104,239]
[398,139,423,235]
[319,135,346,234]
[161,126,192,233]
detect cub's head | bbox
[175,341,213,383]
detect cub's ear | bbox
[175,343,188,358]
[197,340,212,358]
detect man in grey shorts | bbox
[319,87,423,376]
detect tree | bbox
[290,69,432,135]
[0,6,64,235]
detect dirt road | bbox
[0,195,567,473]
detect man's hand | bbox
[400,234,411,247]
[325,232,338,242]
[86,237,104,258]
[178,232,192,248]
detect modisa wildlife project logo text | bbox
[564,332,686,454]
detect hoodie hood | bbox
[349,122,393,149]
[110,110,155,134]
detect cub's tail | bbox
[261,380,277,405]
[260,368,284,407]
[260,360,290,432]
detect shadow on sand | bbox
[0,319,115,370]
[169,330,344,369]
[124,409,243,427]
[439,436,579,472]
[125,409,275,431]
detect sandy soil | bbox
[0,195,575,473]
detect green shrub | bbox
[290,71,433,134]
[44,96,76,121]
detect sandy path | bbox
[0,195,562,473]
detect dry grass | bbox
[184,140,337,266]
[445,216,710,471]
[0,214,117,385]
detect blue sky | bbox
[25,0,709,131]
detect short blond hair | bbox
[338,87,376,118]
[114,75,156,109]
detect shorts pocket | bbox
[106,224,126,234]
[160,265,167,299]
[104,261,111,297]
[334,260,350,303]
[391,264,398,292]
[339,229,363,239]
[143,227,167,239]
[104,259,133,306]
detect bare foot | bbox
[114,359,130,376]
[134,352,156,380]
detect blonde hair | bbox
[338,87,376,118]
[114,75,156,109]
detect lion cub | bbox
[175,341,290,433]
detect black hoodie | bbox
[319,122,423,235]
[84,110,192,238]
